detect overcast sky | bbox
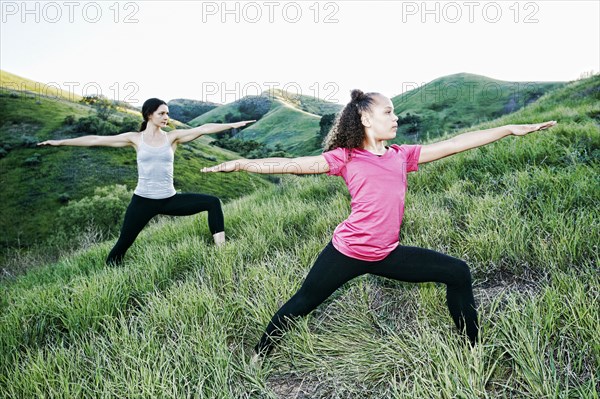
[1,1,598,107]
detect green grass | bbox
[0,74,598,398]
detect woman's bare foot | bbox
[213,231,225,247]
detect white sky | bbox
[1,0,598,107]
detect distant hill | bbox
[167,98,220,123]
[190,74,565,155]
[0,70,140,115]
[189,89,343,155]
[188,95,273,126]
[236,98,323,155]
[390,72,565,142]
[0,70,83,103]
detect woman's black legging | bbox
[106,193,224,265]
[256,241,478,354]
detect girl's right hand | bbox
[201,161,239,173]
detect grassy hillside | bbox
[190,74,563,156]
[0,85,273,253]
[390,72,565,143]
[188,95,272,127]
[236,100,322,155]
[167,98,220,123]
[0,70,83,103]
[0,74,598,397]
[189,90,343,155]
[268,88,343,116]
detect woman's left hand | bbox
[230,120,256,129]
[508,120,557,136]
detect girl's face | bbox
[149,104,169,127]
[363,95,399,141]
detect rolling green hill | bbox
[189,89,343,155]
[0,74,598,397]
[190,74,564,156]
[187,95,273,127]
[390,72,565,142]
[0,73,274,255]
[167,98,220,123]
[0,70,83,103]
[234,99,322,155]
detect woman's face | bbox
[149,104,169,127]
[363,95,399,141]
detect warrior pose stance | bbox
[40,98,254,265]
[203,89,556,356]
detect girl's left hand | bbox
[508,121,557,136]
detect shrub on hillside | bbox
[56,184,132,239]
[120,116,142,132]
[73,115,120,135]
[167,99,218,123]
[63,115,76,125]
[80,95,116,120]
[20,135,38,148]
[23,153,41,166]
[209,137,290,159]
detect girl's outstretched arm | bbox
[37,132,137,148]
[418,121,557,164]
[201,155,330,175]
[171,120,256,145]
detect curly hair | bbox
[322,89,380,152]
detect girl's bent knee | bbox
[455,260,472,286]
[208,196,222,210]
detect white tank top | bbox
[133,132,177,199]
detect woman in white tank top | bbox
[39,98,255,265]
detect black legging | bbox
[256,241,478,354]
[106,193,224,265]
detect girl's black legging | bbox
[106,193,224,265]
[256,241,478,354]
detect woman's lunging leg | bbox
[106,195,157,265]
[161,193,224,234]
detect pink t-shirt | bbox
[322,144,422,261]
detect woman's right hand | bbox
[37,140,61,146]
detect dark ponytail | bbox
[140,98,167,131]
[323,89,377,152]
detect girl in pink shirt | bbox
[202,90,557,359]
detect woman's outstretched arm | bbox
[201,155,330,175]
[418,121,557,164]
[171,120,256,145]
[37,132,137,148]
